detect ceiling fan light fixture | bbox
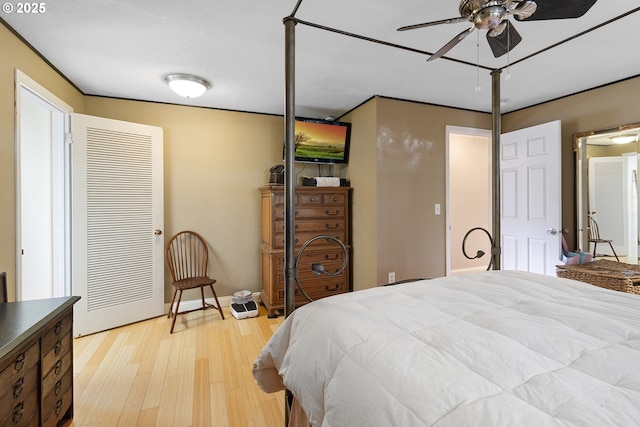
[164,73,211,98]
[609,134,637,144]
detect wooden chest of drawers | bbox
[0,297,79,427]
[260,185,352,317]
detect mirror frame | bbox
[574,122,640,255]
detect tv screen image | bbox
[292,118,351,164]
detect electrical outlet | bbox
[435,203,441,215]
[388,272,396,284]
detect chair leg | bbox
[209,285,225,320]
[592,243,597,258]
[168,288,178,319]
[170,290,183,334]
[608,242,620,262]
[200,286,207,309]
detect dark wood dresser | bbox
[0,296,80,427]
[260,185,352,317]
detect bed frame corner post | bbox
[284,15,297,319]
[283,13,298,427]
[491,68,501,270]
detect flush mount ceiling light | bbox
[163,73,211,98]
[609,134,638,144]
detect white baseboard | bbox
[165,292,262,314]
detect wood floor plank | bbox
[192,358,211,427]
[140,337,172,410]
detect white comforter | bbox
[253,271,640,426]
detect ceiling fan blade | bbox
[397,16,468,32]
[486,21,522,58]
[517,0,597,21]
[427,26,475,62]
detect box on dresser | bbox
[260,185,352,317]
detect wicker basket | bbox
[556,259,640,295]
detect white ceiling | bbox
[3,0,639,118]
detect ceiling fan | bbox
[397,0,598,61]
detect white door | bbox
[72,113,164,336]
[15,71,72,301]
[501,120,562,275]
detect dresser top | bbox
[0,296,80,360]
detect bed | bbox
[253,270,640,426]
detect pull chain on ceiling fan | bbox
[397,0,598,61]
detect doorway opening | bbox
[446,126,492,276]
[15,70,73,300]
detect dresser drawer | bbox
[42,350,71,394]
[0,343,39,391]
[42,333,71,375]
[275,248,346,268]
[41,315,71,357]
[269,190,346,207]
[42,366,72,418]
[274,206,346,220]
[0,387,39,427]
[275,218,345,233]
[42,386,72,427]
[276,260,347,284]
[273,231,346,250]
[0,362,39,424]
[276,276,347,302]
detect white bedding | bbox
[252,270,640,426]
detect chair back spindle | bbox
[166,231,209,282]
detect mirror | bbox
[575,123,640,264]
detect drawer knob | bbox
[325,223,340,229]
[310,197,315,202]
[55,399,64,415]
[14,353,25,372]
[54,340,63,356]
[325,284,340,291]
[54,359,63,375]
[55,379,63,395]
[13,378,24,398]
[54,321,63,335]
[325,253,340,261]
[325,210,339,216]
[12,402,24,424]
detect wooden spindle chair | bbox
[165,231,224,333]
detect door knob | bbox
[546,228,558,235]
[154,229,163,236]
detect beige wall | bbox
[0,24,85,301]
[503,76,640,249]
[342,99,378,291]
[376,98,492,282]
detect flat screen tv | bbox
[290,117,352,164]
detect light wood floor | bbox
[67,305,285,427]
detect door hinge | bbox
[65,133,72,144]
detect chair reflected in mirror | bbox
[588,215,620,262]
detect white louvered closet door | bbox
[71,113,164,336]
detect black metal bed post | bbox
[491,69,502,270]
[283,12,297,427]
[284,16,296,319]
